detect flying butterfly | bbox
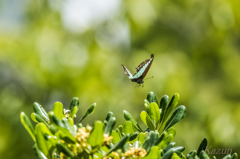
[121,54,154,86]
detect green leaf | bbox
[129,132,138,141]
[140,111,155,130]
[166,127,176,138]
[33,143,48,159]
[52,102,65,120]
[31,113,38,123]
[82,150,90,159]
[55,143,75,158]
[111,130,121,144]
[48,111,65,128]
[173,146,185,153]
[79,103,96,123]
[33,102,50,123]
[197,138,207,156]
[163,142,175,153]
[160,95,169,122]
[49,125,57,135]
[162,147,184,159]
[164,145,185,156]
[56,131,75,144]
[122,141,130,153]
[162,150,173,159]
[147,92,159,105]
[232,153,238,159]
[118,125,124,134]
[171,153,181,159]
[104,117,116,136]
[35,123,53,157]
[62,118,75,135]
[199,150,210,159]
[116,128,122,138]
[68,117,74,126]
[158,134,173,149]
[162,93,180,123]
[69,106,78,118]
[103,120,108,128]
[143,146,161,159]
[20,112,36,142]
[48,112,76,143]
[88,121,103,147]
[144,99,151,115]
[31,113,49,128]
[188,150,198,159]
[105,135,129,156]
[155,131,166,145]
[105,112,115,121]
[223,155,232,159]
[123,110,143,132]
[149,102,160,129]
[143,131,159,152]
[138,132,146,145]
[163,105,187,132]
[69,97,79,112]
[123,120,134,135]
[144,99,150,106]
[94,152,103,159]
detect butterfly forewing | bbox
[135,59,150,72]
[132,54,154,79]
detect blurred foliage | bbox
[0,0,240,158]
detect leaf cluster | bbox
[20,92,238,159]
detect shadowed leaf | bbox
[197,138,207,156]
[140,111,154,130]
[79,103,96,123]
[163,105,187,132]
[123,110,143,132]
[147,92,159,105]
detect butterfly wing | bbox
[121,64,133,78]
[136,59,149,72]
[131,54,154,80]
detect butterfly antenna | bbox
[144,76,154,80]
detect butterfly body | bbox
[122,54,154,84]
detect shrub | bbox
[20,92,238,159]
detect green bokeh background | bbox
[0,0,240,158]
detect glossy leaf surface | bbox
[79,103,96,123]
[87,120,103,147]
[123,110,143,132]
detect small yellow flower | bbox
[103,134,113,145]
[112,152,120,159]
[124,147,147,158]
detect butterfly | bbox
[122,54,154,86]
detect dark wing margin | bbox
[135,59,149,72]
[134,54,154,79]
[135,54,154,72]
[121,64,133,77]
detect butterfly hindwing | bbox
[121,64,133,78]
